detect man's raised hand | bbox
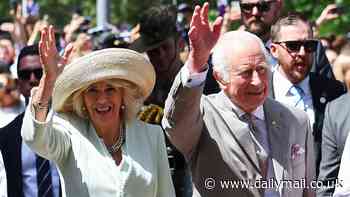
[187,2,223,73]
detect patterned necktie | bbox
[241,114,268,180]
[289,85,306,111]
[36,155,54,197]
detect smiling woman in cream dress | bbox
[21,26,175,197]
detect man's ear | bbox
[270,43,279,59]
[213,70,228,90]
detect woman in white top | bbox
[21,26,175,197]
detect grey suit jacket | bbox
[317,93,350,197]
[162,73,316,197]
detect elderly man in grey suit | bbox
[162,2,315,197]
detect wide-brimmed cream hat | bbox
[52,48,155,112]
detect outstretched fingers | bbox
[48,25,58,54]
[39,27,49,68]
[200,2,209,26]
[190,5,201,30]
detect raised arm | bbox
[34,25,73,121]
[21,25,73,163]
[162,2,222,159]
[187,2,222,73]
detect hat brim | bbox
[129,36,171,53]
[53,48,155,113]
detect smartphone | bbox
[330,4,345,15]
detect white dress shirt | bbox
[21,142,60,197]
[273,67,315,126]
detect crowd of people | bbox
[0,0,350,197]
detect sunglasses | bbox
[275,40,318,53]
[240,1,276,13]
[18,68,43,80]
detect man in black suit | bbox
[268,14,345,176]
[239,0,335,80]
[317,93,350,196]
[0,45,61,197]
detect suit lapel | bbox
[268,70,276,99]
[212,92,260,172]
[263,99,290,185]
[3,113,25,196]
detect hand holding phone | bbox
[330,5,345,15]
[315,4,340,27]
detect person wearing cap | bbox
[130,5,185,107]
[20,26,175,197]
[130,5,195,197]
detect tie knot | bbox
[241,113,258,132]
[241,113,253,122]
[289,85,305,97]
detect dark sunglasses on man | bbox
[274,40,318,53]
[17,68,43,80]
[240,1,276,13]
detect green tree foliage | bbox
[0,1,11,22]
[0,0,349,36]
[283,0,350,36]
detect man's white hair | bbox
[211,31,273,83]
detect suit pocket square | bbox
[291,144,305,160]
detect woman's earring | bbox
[121,104,125,110]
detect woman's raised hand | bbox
[39,25,73,82]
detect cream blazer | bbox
[21,106,175,197]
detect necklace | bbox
[107,122,125,155]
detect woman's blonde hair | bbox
[70,78,144,124]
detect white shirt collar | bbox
[223,93,265,121]
[275,65,310,97]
